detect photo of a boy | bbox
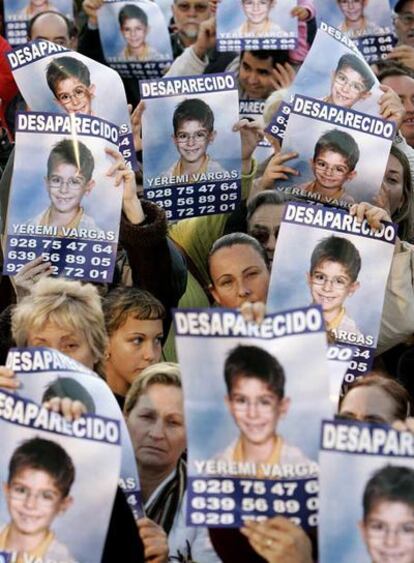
[0,437,76,562]
[297,129,359,203]
[307,235,362,338]
[217,344,311,477]
[46,56,96,115]
[337,0,382,38]
[17,0,58,18]
[233,0,286,37]
[162,98,225,182]
[117,4,163,61]
[323,54,375,108]
[26,138,102,235]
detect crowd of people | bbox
[1,0,414,562]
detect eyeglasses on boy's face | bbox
[175,130,209,144]
[314,159,350,177]
[311,272,351,290]
[9,482,60,507]
[334,71,366,94]
[230,394,278,414]
[397,12,414,26]
[338,0,363,6]
[57,85,89,106]
[366,520,414,542]
[175,1,209,13]
[47,175,86,191]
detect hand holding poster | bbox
[239,99,273,165]
[216,0,298,51]
[267,202,397,350]
[2,112,123,283]
[140,73,242,220]
[7,40,136,169]
[319,420,414,563]
[97,0,173,79]
[174,306,331,529]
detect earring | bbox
[104,352,111,360]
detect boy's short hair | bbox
[173,98,214,134]
[310,235,361,282]
[42,377,96,414]
[313,129,360,171]
[47,139,95,183]
[363,465,414,520]
[335,53,375,91]
[103,287,165,337]
[124,362,181,415]
[119,4,148,27]
[224,344,285,398]
[208,232,269,274]
[8,437,75,498]
[46,56,91,96]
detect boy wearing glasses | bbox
[46,56,96,115]
[307,235,362,339]
[26,138,102,234]
[218,344,310,477]
[337,0,382,38]
[360,465,414,563]
[296,129,359,203]
[0,437,75,561]
[324,54,375,109]
[162,98,225,183]
[234,0,285,37]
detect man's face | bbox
[242,0,272,25]
[395,1,414,47]
[338,386,399,425]
[121,18,147,50]
[331,66,370,107]
[45,162,94,216]
[247,203,285,267]
[226,376,289,446]
[239,52,275,100]
[338,0,365,22]
[30,13,72,47]
[307,259,359,316]
[209,243,270,308]
[172,0,210,40]
[106,316,163,388]
[173,119,214,164]
[4,468,72,538]
[360,500,414,563]
[311,149,356,191]
[126,384,186,471]
[54,77,95,115]
[381,75,414,147]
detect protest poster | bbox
[274,94,395,208]
[5,347,144,521]
[216,0,298,51]
[327,344,353,408]
[154,0,174,23]
[314,0,395,63]
[140,73,242,220]
[239,99,273,164]
[7,40,136,169]
[97,0,172,79]
[2,111,123,283]
[267,201,397,351]
[174,306,331,529]
[319,419,414,563]
[3,0,73,47]
[0,376,121,562]
[265,23,383,143]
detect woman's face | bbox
[360,500,414,563]
[121,17,147,50]
[126,383,186,473]
[338,386,398,425]
[27,320,96,369]
[379,153,405,216]
[242,0,273,25]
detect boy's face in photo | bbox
[307,259,360,316]
[338,0,366,23]
[242,0,273,25]
[360,500,414,563]
[226,376,289,446]
[4,467,72,537]
[45,161,95,215]
[331,66,371,107]
[173,119,215,163]
[54,77,95,115]
[121,18,147,50]
[311,149,356,191]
